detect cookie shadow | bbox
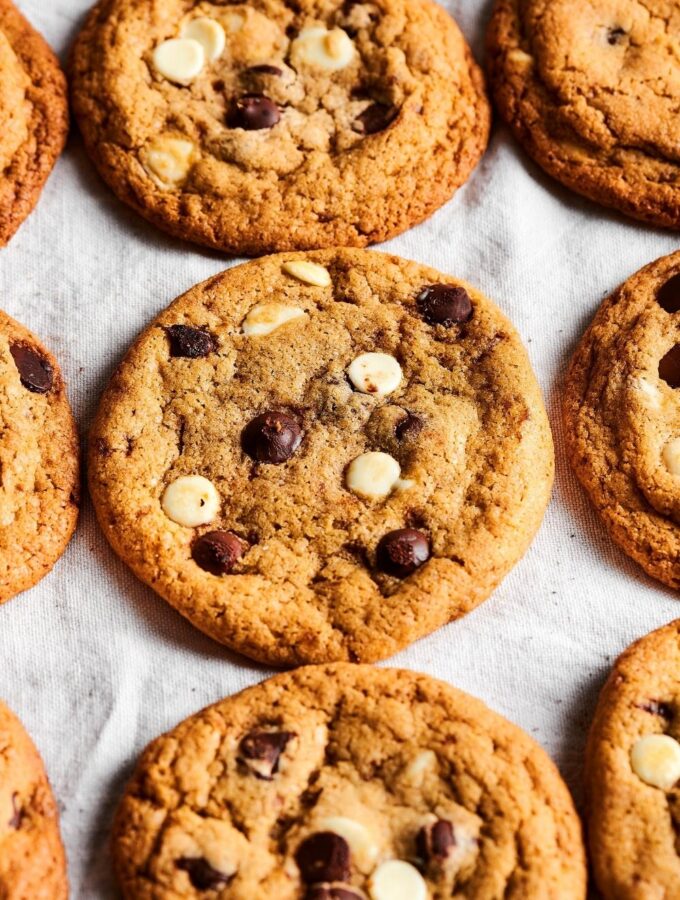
[78,758,129,899]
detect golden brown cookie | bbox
[112,664,587,899]
[0,700,68,899]
[0,310,79,604]
[0,0,68,246]
[564,251,680,588]
[69,0,490,255]
[487,0,680,229]
[89,248,553,665]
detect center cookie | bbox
[69,0,490,254]
[89,249,553,665]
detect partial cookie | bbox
[70,0,490,255]
[0,0,68,246]
[0,700,68,899]
[564,251,680,588]
[487,0,680,229]
[112,664,587,899]
[0,311,79,603]
[89,249,553,665]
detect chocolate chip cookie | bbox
[0,0,68,246]
[564,251,680,588]
[112,664,587,899]
[487,0,680,229]
[88,249,553,665]
[0,700,68,898]
[0,310,79,604]
[70,0,490,255]
[584,620,680,898]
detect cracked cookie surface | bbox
[112,664,586,899]
[0,0,68,246]
[70,0,490,255]
[0,700,68,899]
[88,249,553,665]
[564,250,680,588]
[487,0,680,229]
[0,310,79,604]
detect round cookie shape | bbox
[0,701,68,898]
[487,0,680,229]
[69,0,490,255]
[0,0,68,246]
[88,249,553,665]
[0,311,79,604]
[111,664,587,899]
[564,250,680,588]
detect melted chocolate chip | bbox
[8,793,22,829]
[166,325,216,359]
[242,411,302,463]
[353,103,398,135]
[176,857,233,890]
[417,285,473,327]
[417,819,456,863]
[659,344,680,388]
[657,273,680,313]
[247,64,284,76]
[238,730,294,779]
[296,833,351,884]
[192,531,245,575]
[228,94,280,130]
[638,700,673,719]
[395,411,423,441]
[306,885,364,900]
[376,528,430,578]
[607,26,626,44]
[9,342,53,394]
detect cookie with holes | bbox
[89,249,552,664]
[0,700,68,898]
[69,0,490,255]
[112,664,587,899]
[0,311,79,604]
[487,0,680,228]
[564,251,680,588]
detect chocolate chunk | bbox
[638,700,673,719]
[8,793,22,829]
[659,344,680,388]
[607,26,626,44]
[238,730,294,779]
[242,411,302,463]
[296,833,351,884]
[306,885,364,900]
[395,411,423,441]
[166,325,216,359]
[9,342,53,394]
[247,64,284,76]
[192,531,246,575]
[353,103,398,135]
[228,94,280,130]
[417,819,456,864]
[657,273,680,313]
[417,284,473,327]
[176,857,233,890]
[376,528,430,578]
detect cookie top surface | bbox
[88,249,553,665]
[70,0,489,255]
[0,701,68,899]
[564,251,680,588]
[487,0,680,229]
[112,664,586,899]
[0,310,79,604]
[0,0,68,246]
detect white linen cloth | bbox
[2,1,677,895]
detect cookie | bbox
[0,0,68,246]
[88,249,553,665]
[112,663,587,899]
[564,250,680,588]
[487,0,680,229]
[69,0,490,255]
[0,700,68,899]
[0,310,79,604]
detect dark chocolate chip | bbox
[607,26,626,44]
[238,730,294,779]
[228,94,280,130]
[9,342,53,394]
[659,344,680,388]
[417,819,456,864]
[395,411,423,441]
[247,64,284,76]
[8,793,22,829]
[242,411,302,463]
[166,325,216,359]
[306,885,364,900]
[376,528,430,578]
[417,284,473,327]
[192,531,245,575]
[353,103,398,135]
[296,832,351,884]
[176,857,234,890]
[638,700,673,719]
[657,273,680,313]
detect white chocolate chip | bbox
[289,26,355,71]
[144,136,197,188]
[663,438,680,476]
[162,475,220,527]
[369,860,429,900]
[152,38,205,85]
[507,48,533,67]
[282,260,331,287]
[180,17,226,61]
[631,734,680,790]
[633,376,662,410]
[346,452,401,500]
[316,817,380,873]
[242,303,306,336]
[401,750,437,787]
[348,352,402,397]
